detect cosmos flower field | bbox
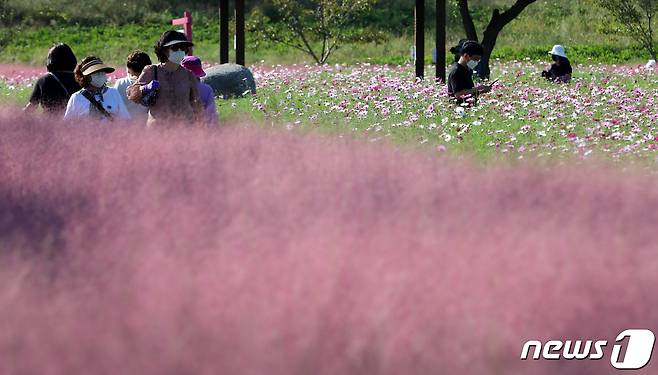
[247,61,658,162]
[4,61,658,163]
[1,61,658,373]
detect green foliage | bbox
[0,23,646,68]
[597,0,658,60]
[0,0,646,66]
[248,0,385,64]
[492,45,639,64]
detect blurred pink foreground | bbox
[0,111,657,375]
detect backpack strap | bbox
[81,89,113,121]
[48,72,70,96]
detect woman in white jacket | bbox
[64,56,130,122]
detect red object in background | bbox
[172,11,193,55]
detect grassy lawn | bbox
[0,24,645,68]
[0,2,646,69]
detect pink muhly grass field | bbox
[1,111,657,374]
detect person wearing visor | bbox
[127,30,202,127]
[447,41,492,106]
[542,45,572,83]
[25,43,81,116]
[63,56,130,121]
[181,56,218,125]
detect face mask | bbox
[168,50,186,64]
[467,60,479,70]
[90,72,108,88]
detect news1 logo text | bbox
[521,329,655,370]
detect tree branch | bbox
[320,0,327,63]
[489,0,537,31]
[457,0,479,41]
[477,0,537,79]
[262,31,311,56]
[321,39,340,64]
[289,14,321,64]
[644,2,656,59]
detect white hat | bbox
[549,45,567,58]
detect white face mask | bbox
[168,50,186,64]
[90,72,108,88]
[467,59,479,70]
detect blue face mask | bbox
[467,60,479,70]
[168,50,186,64]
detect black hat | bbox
[160,30,194,48]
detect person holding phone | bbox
[447,41,493,106]
[127,30,202,127]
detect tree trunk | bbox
[477,0,537,79]
[219,0,229,64]
[479,14,501,79]
[648,46,658,62]
[415,0,425,79]
[457,0,478,42]
[436,0,447,82]
[235,0,246,66]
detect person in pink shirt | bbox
[181,56,219,125]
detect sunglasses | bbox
[170,45,188,52]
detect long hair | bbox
[46,43,77,72]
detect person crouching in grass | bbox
[181,56,218,125]
[64,56,130,122]
[542,45,572,83]
[114,51,152,125]
[447,41,493,107]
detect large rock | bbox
[202,63,257,99]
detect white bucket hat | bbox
[549,45,567,58]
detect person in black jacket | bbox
[542,45,572,83]
[24,43,81,116]
[447,41,492,106]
